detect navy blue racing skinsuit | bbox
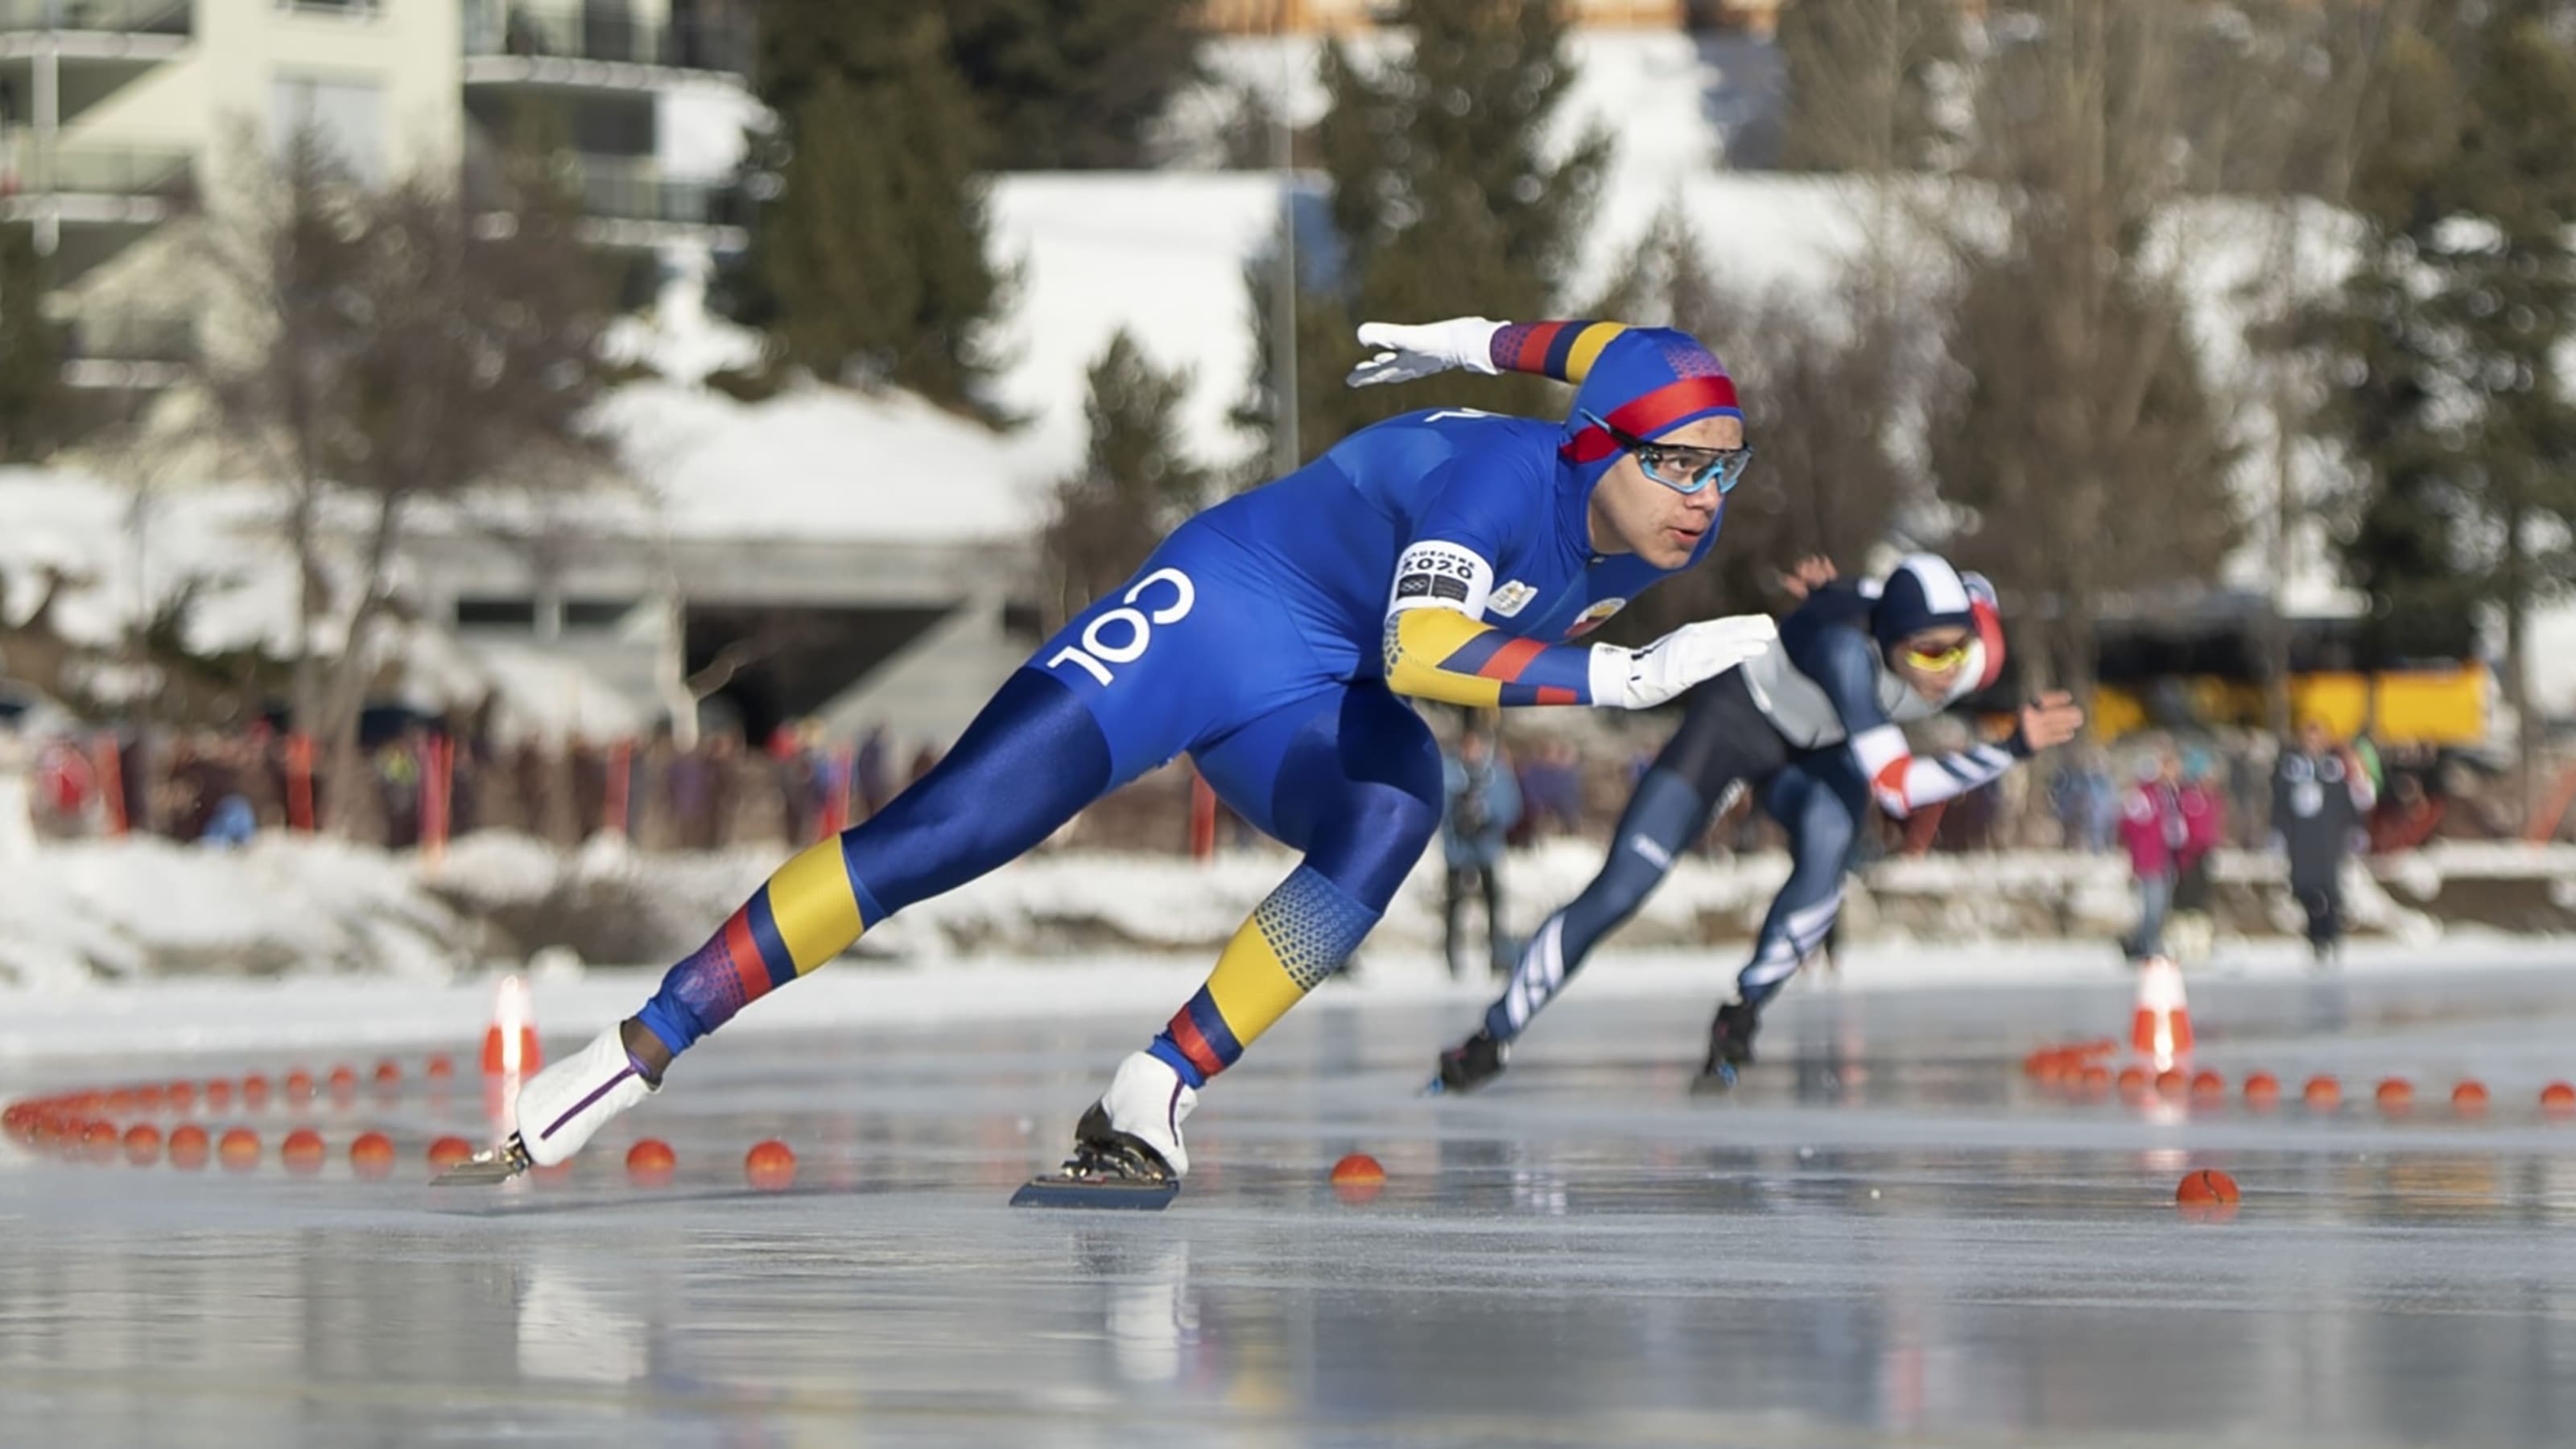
[1477,555,2034,1047]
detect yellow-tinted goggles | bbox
[1898,640,1973,673]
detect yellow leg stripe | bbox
[768,837,865,974]
[1202,919,1308,1051]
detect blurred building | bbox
[0,0,749,394]
[1191,1,1779,33]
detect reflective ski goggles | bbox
[1580,411,1752,496]
[1896,637,1974,673]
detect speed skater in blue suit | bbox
[1433,552,2087,1096]
[497,315,1782,1189]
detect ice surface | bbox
[4,953,2575,1446]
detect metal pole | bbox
[34,39,58,256]
[1267,0,1298,479]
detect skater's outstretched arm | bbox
[1785,614,2078,817]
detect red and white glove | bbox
[1346,317,1506,388]
[1589,614,1777,710]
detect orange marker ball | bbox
[1331,1152,1387,1204]
[744,1139,798,1191]
[2543,1081,2576,1116]
[2304,1075,2342,1110]
[2176,1168,2241,1223]
[2243,1071,2281,1107]
[2176,1168,2240,1205]
[424,1055,456,1081]
[2376,1078,2413,1113]
[81,1121,120,1162]
[2117,1065,2151,1100]
[204,1080,233,1111]
[284,1069,316,1100]
[167,1124,210,1170]
[2154,1066,2189,1097]
[372,1060,402,1087]
[219,1128,261,1171]
[426,1136,474,1170]
[2450,1080,2489,1115]
[166,1080,196,1112]
[106,1089,138,1114]
[281,1128,326,1174]
[122,1124,162,1166]
[241,1075,270,1108]
[349,1132,397,1179]
[625,1139,678,1187]
[2190,1069,2227,1100]
[2079,1063,2112,1095]
[327,1065,359,1096]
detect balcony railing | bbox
[573,155,735,227]
[0,0,191,35]
[463,2,749,77]
[2,141,192,198]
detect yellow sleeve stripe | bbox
[1385,609,1505,708]
[1564,322,1625,384]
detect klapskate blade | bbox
[1009,1174,1179,1210]
[429,1137,530,1187]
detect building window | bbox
[277,1,384,17]
[270,74,387,183]
[455,597,539,629]
[562,598,640,630]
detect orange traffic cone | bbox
[2130,956,2193,1071]
[481,974,543,1077]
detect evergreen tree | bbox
[1239,0,1611,477]
[2311,1,2576,794]
[0,228,68,462]
[945,0,1207,169]
[1042,330,1209,627]
[739,4,1004,415]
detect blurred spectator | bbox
[1518,739,1584,838]
[855,724,894,819]
[1440,727,1521,980]
[2273,718,2376,964]
[2165,747,2227,963]
[2119,747,2189,960]
[2049,748,2118,852]
[2371,769,2445,853]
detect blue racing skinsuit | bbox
[627,321,1753,1092]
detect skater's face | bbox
[1891,625,1972,702]
[1587,415,1740,568]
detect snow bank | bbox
[8,832,2569,993]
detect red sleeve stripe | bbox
[1872,756,1912,806]
[1476,638,1547,683]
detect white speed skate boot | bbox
[1012,1051,1197,1209]
[432,1023,658,1184]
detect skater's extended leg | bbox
[509,670,1117,1170]
[634,669,1113,1063]
[1487,765,1711,1041]
[1067,683,1440,1182]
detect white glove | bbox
[1346,317,1506,388]
[1588,613,1777,710]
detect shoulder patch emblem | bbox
[1488,580,1538,617]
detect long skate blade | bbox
[429,1136,530,1187]
[1009,1174,1179,1210]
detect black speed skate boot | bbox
[1430,1027,1509,1096]
[1690,1001,1761,1094]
